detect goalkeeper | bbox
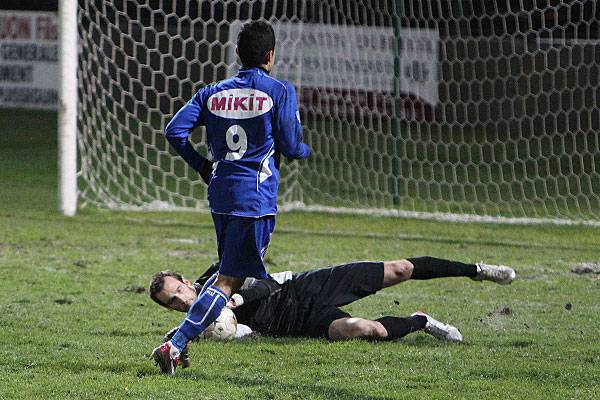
[150,257,515,366]
[153,20,310,374]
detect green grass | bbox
[1,109,600,399]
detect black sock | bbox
[407,256,477,279]
[376,316,427,340]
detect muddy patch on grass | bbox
[487,307,513,317]
[571,262,600,275]
[122,285,145,294]
[165,238,198,244]
[73,259,90,268]
[167,250,204,259]
[480,306,515,331]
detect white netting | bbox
[77,1,600,223]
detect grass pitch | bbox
[1,110,599,399]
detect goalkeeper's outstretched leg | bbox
[326,257,515,342]
[327,312,463,343]
[381,256,515,288]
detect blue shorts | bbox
[211,213,275,279]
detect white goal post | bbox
[62,1,600,225]
[58,0,78,216]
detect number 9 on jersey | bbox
[225,125,248,161]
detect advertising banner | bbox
[227,22,438,107]
[398,28,439,106]
[0,10,59,109]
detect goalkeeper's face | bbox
[156,276,197,312]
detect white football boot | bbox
[151,341,181,375]
[472,263,516,284]
[412,312,463,343]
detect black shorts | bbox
[289,261,384,338]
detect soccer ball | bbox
[201,307,237,340]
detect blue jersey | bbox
[164,67,310,217]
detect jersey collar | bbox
[238,66,270,75]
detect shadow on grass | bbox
[220,373,398,400]
[398,334,474,348]
[130,365,397,399]
[505,339,535,348]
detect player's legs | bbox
[152,290,230,374]
[382,256,515,287]
[381,259,414,287]
[327,314,462,343]
[153,214,274,374]
[153,272,244,374]
[295,262,385,309]
[301,257,514,313]
[382,258,476,287]
[215,213,274,280]
[303,305,426,342]
[406,257,478,280]
[177,214,273,342]
[212,274,244,297]
[327,315,427,341]
[328,318,388,340]
[410,311,463,343]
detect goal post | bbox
[58,0,78,216]
[69,1,600,224]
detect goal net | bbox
[76,1,600,223]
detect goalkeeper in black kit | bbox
[150,256,515,366]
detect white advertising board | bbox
[227,22,438,105]
[398,28,439,105]
[0,10,59,110]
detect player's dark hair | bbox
[149,270,184,309]
[237,20,275,68]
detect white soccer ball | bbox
[201,307,237,341]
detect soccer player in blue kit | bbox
[151,21,310,374]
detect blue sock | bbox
[169,285,228,352]
[199,272,218,294]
